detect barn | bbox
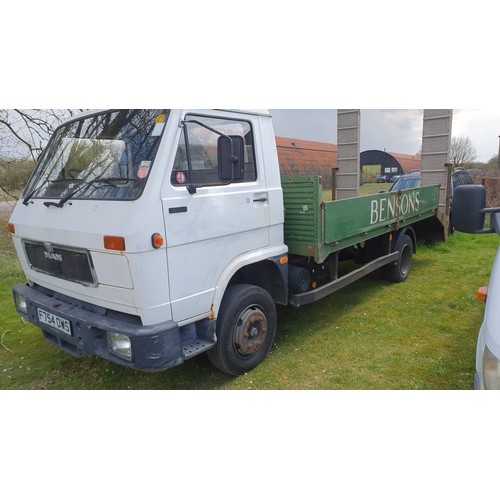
[275,139,422,187]
[360,150,421,182]
[276,137,338,188]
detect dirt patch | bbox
[0,202,15,215]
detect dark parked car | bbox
[377,175,390,183]
[390,169,474,196]
[389,169,474,231]
[389,171,421,192]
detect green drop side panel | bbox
[282,176,441,263]
[282,176,323,259]
[323,185,440,256]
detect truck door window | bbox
[172,115,256,186]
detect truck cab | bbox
[9,109,288,375]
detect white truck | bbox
[8,109,444,375]
[453,184,500,389]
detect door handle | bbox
[253,193,268,203]
[169,206,188,214]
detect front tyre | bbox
[207,285,277,376]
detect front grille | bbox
[23,241,97,287]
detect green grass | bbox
[360,182,390,196]
[1,212,497,390]
[0,159,34,194]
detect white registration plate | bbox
[37,308,72,336]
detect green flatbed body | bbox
[282,176,441,263]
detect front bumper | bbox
[13,283,185,372]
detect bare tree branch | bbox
[0,109,87,199]
[450,136,478,169]
[0,116,35,152]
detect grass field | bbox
[1,210,497,390]
[360,182,391,195]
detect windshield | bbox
[23,109,169,202]
[390,176,420,192]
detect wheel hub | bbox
[234,305,268,357]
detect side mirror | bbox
[218,135,245,182]
[453,185,488,234]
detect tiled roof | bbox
[276,138,421,184]
[386,151,422,174]
[276,137,338,187]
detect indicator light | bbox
[152,233,164,249]
[8,223,15,234]
[104,236,126,251]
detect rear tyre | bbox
[288,265,311,294]
[207,285,277,376]
[385,233,413,283]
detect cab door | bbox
[161,112,270,323]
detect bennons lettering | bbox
[370,191,421,225]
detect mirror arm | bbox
[179,119,241,194]
[481,207,500,214]
[180,119,237,179]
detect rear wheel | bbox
[385,233,413,283]
[207,285,277,376]
[288,265,311,294]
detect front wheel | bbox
[207,285,277,376]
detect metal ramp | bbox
[335,109,361,200]
[421,109,453,235]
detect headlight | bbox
[14,294,28,314]
[483,345,500,390]
[106,332,133,361]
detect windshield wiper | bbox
[23,179,78,206]
[43,177,139,208]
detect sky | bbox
[3,109,498,164]
[269,109,500,163]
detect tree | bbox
[450,136,478,169]
[0,109,85,199]
[0,109,85,161]
[488,155,499,171]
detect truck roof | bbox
[65,109,271,123]
[215,109,271,117]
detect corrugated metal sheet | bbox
[282,176,322,258]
